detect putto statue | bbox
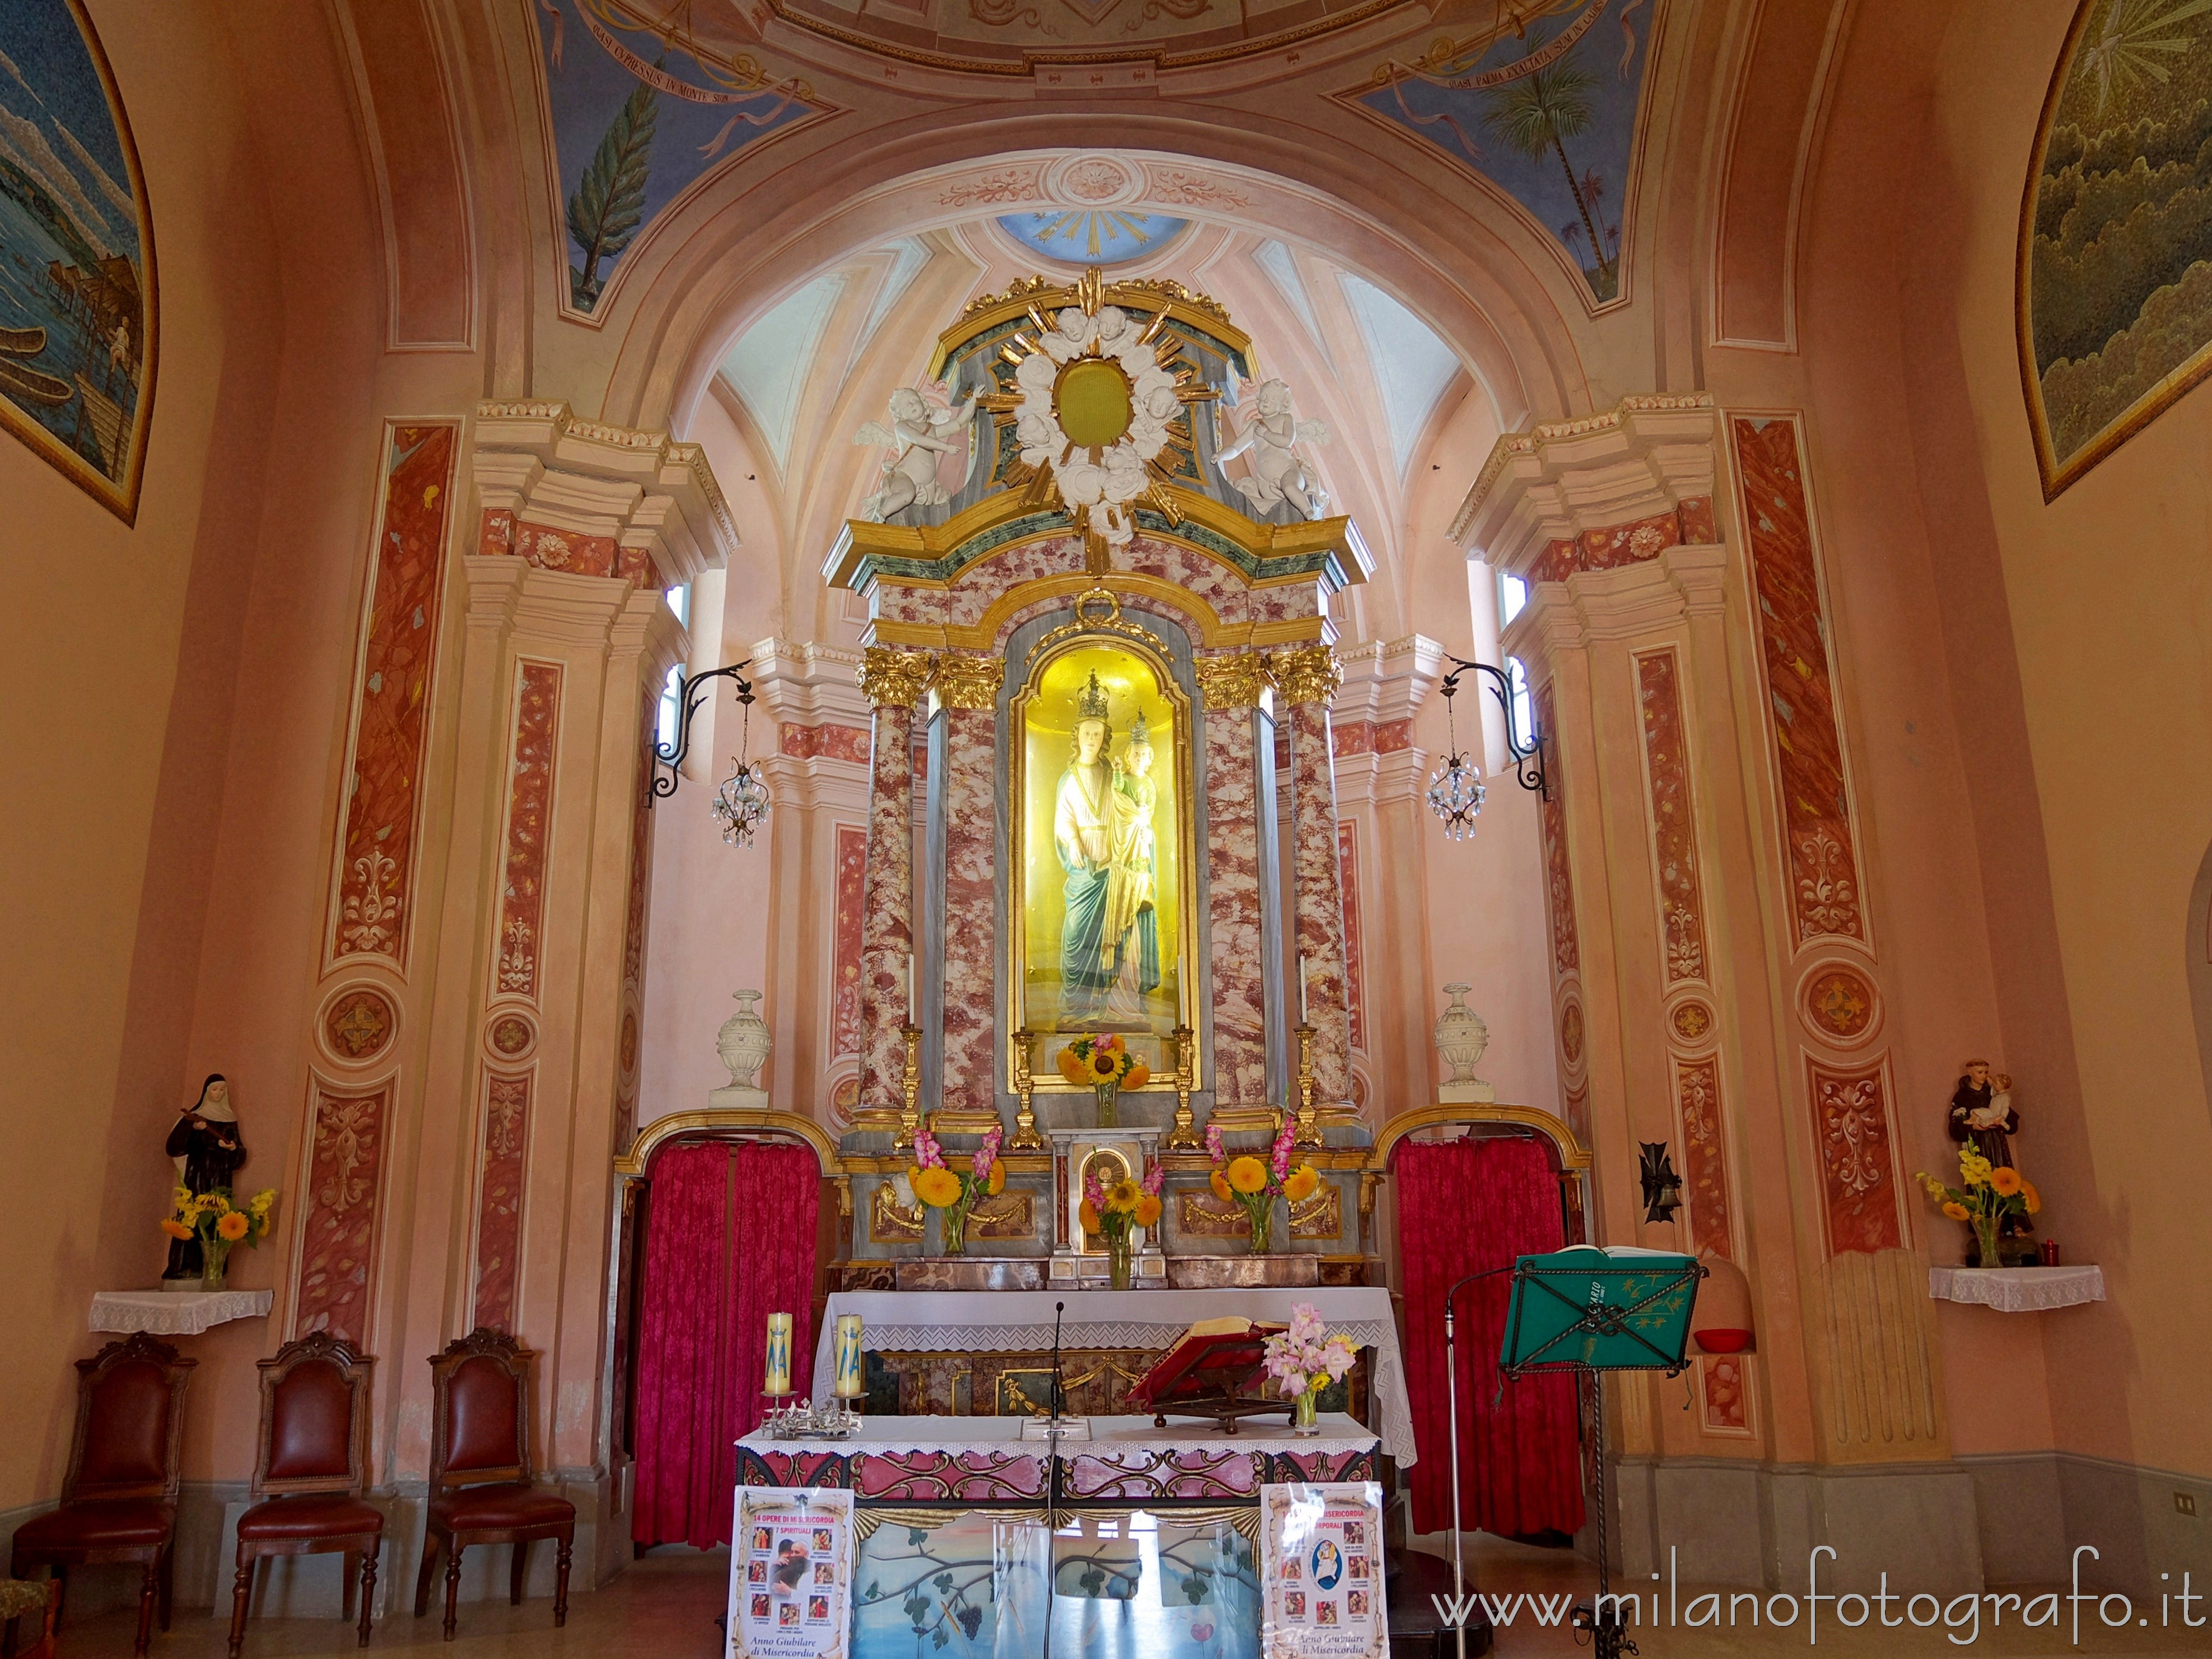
[1215,378,1331,518]
[853,385,978,522]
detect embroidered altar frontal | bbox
[735,1417,1382,1659]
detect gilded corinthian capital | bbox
[1267,645,1343,707]
[858,647,932,708]
[1194,651,1270,709]
[930,653,1004,711]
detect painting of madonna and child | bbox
[1018,644,1189,1079]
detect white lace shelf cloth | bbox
[807,1287,1416,1465]
[1926,1266,2104,1312]
[741,1412,1380,1463]
[90,1289,274,1336]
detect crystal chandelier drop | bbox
[710,680,771,848]
[1426,680,1487,841]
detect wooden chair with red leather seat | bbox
[412,1328,574,1641]
[8,1333,195,1657]
[227,1332,382,1657]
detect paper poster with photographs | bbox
[1258,1483,1386,1658]
[726,1487,855,1659]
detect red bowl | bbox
[1694,1328,1752,1354]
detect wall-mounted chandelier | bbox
[1425,655,1547,842]
[646,658,771,849]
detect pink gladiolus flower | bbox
[1205,1123,1224,1162]
[1142,1162,1164,1197]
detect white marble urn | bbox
[715,990,772,1097]
[1435,983,1496,1104]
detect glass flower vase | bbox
[1247,1202,1273,1255]
[941,1204,969,1258]
[1094,1079,1119,1128]
[200,1239,231,1292]
[1107,1230,1133,1292]
[1971,1214,2001,1270]
[1292,1387,1320,1436]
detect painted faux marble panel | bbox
[293,1081,389,1343]
[1529,497,1714,582]
[1730,417,1866,948]
[1808,1055,1903,1257]
[781,722,872,764]
[472,1071,530,1332]
[1203,707,1268,1105]
[1342,0,1655,304]
[2022,1,2212,495]
[1286,703,1351,1103]
[0,1,155,522]
[617,701,654,1148]
[1702,1355,1749,1433]
[532,0,827,317]
[939,707,997,1112]
[328,423,459,971]
[1674,1056,1732,1259]
[1338,820,1368,1054]
[1533,683,1580,979]
[1635,650,1707,985]
[859,705,914,1109]
[492,661,562,1004]
[831,823,867,1059]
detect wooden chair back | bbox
[425,1329,536,1494]
[252,1333,375,1500]
[63,1334,195,1505]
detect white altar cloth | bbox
[741,1412,1380,1462]
[1928,1265,2105,1312]
[809,1287,1416,1464]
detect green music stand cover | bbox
[1498,1246,1702,1377]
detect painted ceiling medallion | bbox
[997,211,1189,267]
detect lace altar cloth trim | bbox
[1926,1266,2105,1312]
[808,1288,1415,1463]
[90,1289,274,1335]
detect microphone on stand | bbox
[1050,1300,1066,1423]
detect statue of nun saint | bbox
[1054,672,1160,1026]
[164,1074,247,1282]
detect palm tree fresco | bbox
[1348,0,1651,303]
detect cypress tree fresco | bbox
[566,78,659,310]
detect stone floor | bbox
[43,1536,2212,1657]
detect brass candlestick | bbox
[1164,1024,1201,1150]
[1292,1022,1322,1148]
[894,1024,922,1151]
[1008,1033,1045,1151]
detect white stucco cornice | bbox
[1449,394,1720,575]
[749,638,872,729]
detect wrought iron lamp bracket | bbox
[1436,653,1548,799]
[647,659,754,806]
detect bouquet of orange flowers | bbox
[1914,1143,2037,1268]
[1204,1116,1317,1254]
[161,1185,277,1290]
[1058,1033,1150,1127]
[908,1122,1005,1256]
[1079,1161,1163,1289]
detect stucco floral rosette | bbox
[1013,307,1179,548]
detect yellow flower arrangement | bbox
[1107,1179,1143,1213]
[913,1167,964,1208]
[1056,1033,1151,1092]
[1988,1167,2023,1197]
[1914,1144,2033,1266]
[216,1211,250,1242]
[161,1185,279,1286]
[1226,1156,1270,1195]
[1282,1167,1319,1203]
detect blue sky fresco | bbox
[1354,0,1651,302]
[997,211,1190,268]
[0,0,148,497]
[534,0,822,314]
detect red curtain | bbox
[1399,1137,1585,1538]
[631,1142,819,1548]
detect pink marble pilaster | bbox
[859,702,916,1110]
[1286,698,1353,1105]
[939,705,997,1114]
[1203,705,1267,1106]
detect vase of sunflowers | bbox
[1203,1115,1318,1255]
[1058,1034,1150,1128]
[1079,1162,1164,1290]
[161,1186,277,1291]
[1914,1143,2038,1268]
[909,1121,1005,1257]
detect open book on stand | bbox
[1122,1316,1292,1432]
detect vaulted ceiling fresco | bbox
[1340,0,1656,304]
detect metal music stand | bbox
[1487,1246,1703,1659]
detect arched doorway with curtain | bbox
[615,1116,841,1551]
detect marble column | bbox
[932,655,1003,1125]
[1275,646,1354,1109]
[856,648,930,1116]
[1196,653,1270,1113]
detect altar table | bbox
[806,1287,1417,1464]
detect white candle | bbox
[1298,954,1309,1024]
[834,1315,865,1399]
[764,1312,792,1395]
[907,952,917,1025]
